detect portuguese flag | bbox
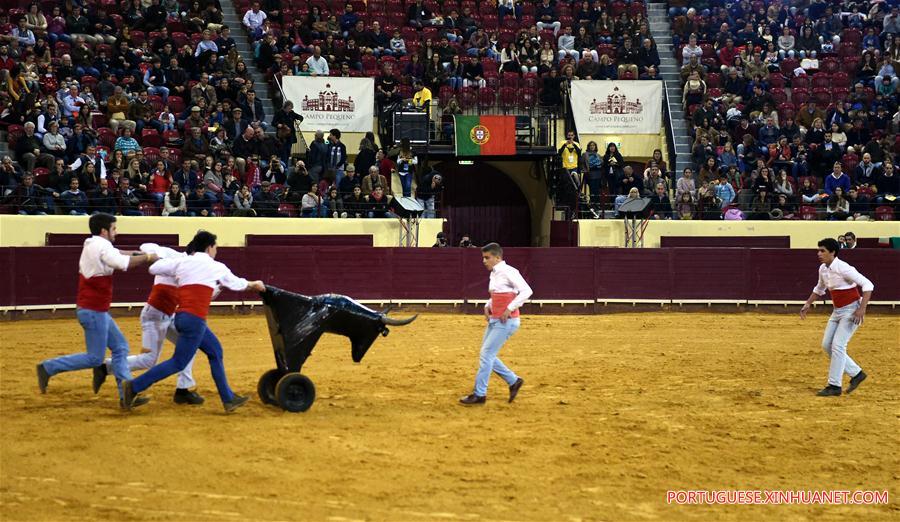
[454,115,516,156]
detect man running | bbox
[800,238,873,396]
[94,243,203,405]
[37,213,156,406]
[460,243,531,405]
[122,231,265,412]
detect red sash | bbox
[830,286,861,308]
[177,284,215,319]
[76,274,113,312]
[147,284,179,315]
[490,292,521,319]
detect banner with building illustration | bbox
[570,81,662,135]
[282,77,374,133]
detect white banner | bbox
[281,76,374,133]
[570,81,662,135]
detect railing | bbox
[398,102,560,153]
[662,79,679,175]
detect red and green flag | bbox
[454,115,516,156]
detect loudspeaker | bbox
[393,112,428,144]
[389,196,425,218]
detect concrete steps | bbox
[220,1,277,130]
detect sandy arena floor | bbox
[1,312,898,521]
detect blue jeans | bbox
[42,309,131,398]
[399,173,412,197]
[131,312,235,404]
[821,301,863,387]
[473,317,520,396]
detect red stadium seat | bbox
[799,205,818,220]
[277,202,298,217]
[875,206,895,221]
[138,202,160,216]
[5,124,24,150]
[141,130,162,148]
[32,167,50,187]
[212,202,226,217]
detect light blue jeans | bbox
[474,317,520,397]
[42,309,131,397]
[822,301,863,387]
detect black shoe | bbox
[508,378,524,403]
[223,395,250,412]
[36,364,50,394]
[173,388,205,405]
[120,396,150,410]
[121,380,137,410]
[816,385,842,397]
[847,371,867,394]
[459,394,486,405]
[92,364,108,394]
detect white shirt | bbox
[306,55,330,75]
[243,9,266,29]
[812,257,874,296]
[140,243,184,286]
[486,260,533,312]
[80,236,130,278]
[62,94,85,117]
[149,252,249,296]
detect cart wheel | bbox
[257,369,282,406]
[275,373,316,413]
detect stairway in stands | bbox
[647,0,692,174]
[219,0,277,132]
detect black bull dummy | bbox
[257,285,417,412]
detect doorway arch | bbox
[435,161,532,247]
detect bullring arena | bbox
[1,216,899,521]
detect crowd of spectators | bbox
[667,0,899,220]
[241,0,657,115]
[0,0,447,218]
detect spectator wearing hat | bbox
[223,106,249,140]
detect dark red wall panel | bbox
[595,248,673,299]
[661,236,790,248]
[2,247,898,307]
[245,235,373,247]
[670,248,749,299]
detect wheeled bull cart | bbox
[257,286,417,412]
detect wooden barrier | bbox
[3,247,898,308]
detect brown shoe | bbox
[459,394,486,405]
[508,378,524,403]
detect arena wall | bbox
[577,220,900,248]
[0,215,445,248]
[2,246,898,309]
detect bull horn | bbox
[381,314,418,326]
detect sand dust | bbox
[1,312,898,521]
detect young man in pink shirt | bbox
[460,243,532,405]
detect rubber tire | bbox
[257,369,282,406]
[275,373,316,413]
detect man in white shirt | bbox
[242,2,267,36]
[36,214,157,406]
[306,46,330,76]
[61,85,86,120]
[800,238,873,396]
[460,243,532,405]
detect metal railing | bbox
[662,79,679,175]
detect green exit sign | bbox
[459,160,474,165]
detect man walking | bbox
[800,238,873,396]
[95,243,203,404]
[36,214,156,405]
[460,243,531,405]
